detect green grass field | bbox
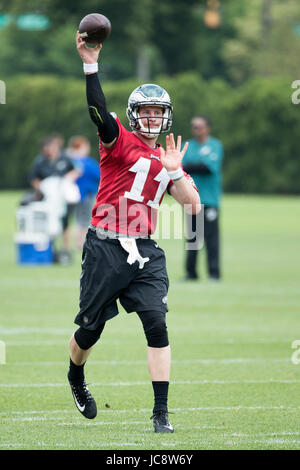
[0,191,300,450]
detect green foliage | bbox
[220,77,300,193]
[0,0,243,81]
[1,0,298,83]
[0,73,299,193]
[222,0,300,84]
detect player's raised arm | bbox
[76,31,119,148]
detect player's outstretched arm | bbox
[160,134,201,215]
[76,31,119,148]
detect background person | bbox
[66,136,100,250]
[29,134,79,261]
[182,115,224,281]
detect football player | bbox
[67,31,201,433]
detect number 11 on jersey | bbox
[124,157,170,209]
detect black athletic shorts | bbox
[74,229,169,331]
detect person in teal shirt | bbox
[182,115,224,280]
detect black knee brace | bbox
[137,310,169,348]
[74,323,105,350]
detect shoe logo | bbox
[73,393,85,413]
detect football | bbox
[79,13,111,45]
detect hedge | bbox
[0,72,299,193]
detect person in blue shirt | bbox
[66,136,100,250]
[182,115,224,281]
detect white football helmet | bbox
[126,84,173,137]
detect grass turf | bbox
[0,191,300,450]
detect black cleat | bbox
[68,374,97,419]
[151,411,174,433]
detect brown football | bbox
[79,13,111,45]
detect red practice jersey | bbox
[91,117,194,236]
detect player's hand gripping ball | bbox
[79,13,111,45]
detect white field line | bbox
[10,416,297,436]
[33,425,300,439]
[251,439,300,446]
[1,405,300,418]
[6,417,146,424]
[219,431,300,437]
[0,444,25,448]
[3,341,69,346]
[0,415,226,429]
[57,422,147,427]
[0,442,195,448]
[0,279,79,288]
[0,439,299,449]
[0,442,142,448]
[0,327,73,335]
[169,283,300,294]
[7,358,291,366]
[1,335,294,346]
[0,378,299,388]
[3,341,296,349]
[80,442,141,447]
[2,277,300,295]
[3,340,293,347]
[0,327,296,343]
[0,326,297,337]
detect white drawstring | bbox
[118,238,149,269]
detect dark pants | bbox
[185,206,220,280]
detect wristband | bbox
[83,63,98,74]
[167,167,184,181]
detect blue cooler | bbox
[14,233,53,265]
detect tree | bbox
[222,0,300,84]
[0,0,154,80]
[0,0,246,81]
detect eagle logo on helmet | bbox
[126,84,173,137]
